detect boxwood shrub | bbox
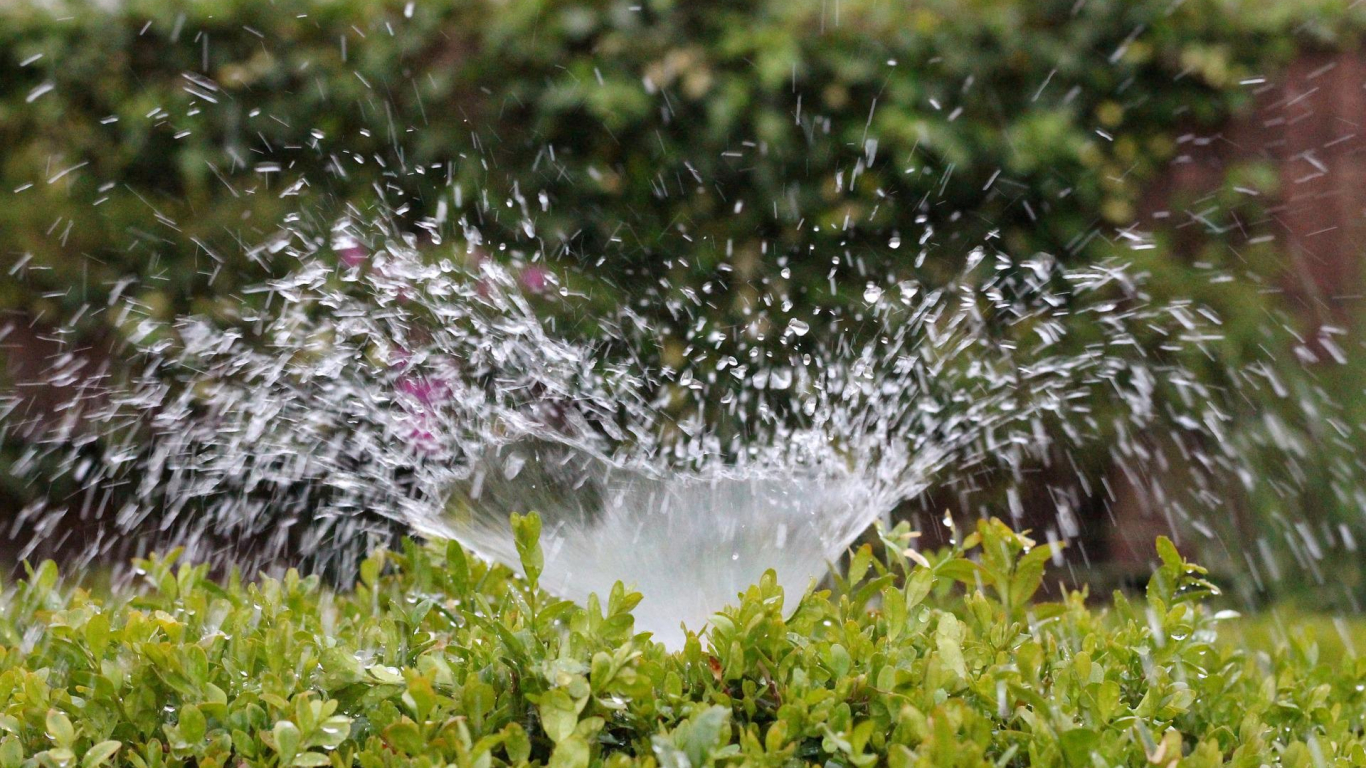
[2,516,1362,768]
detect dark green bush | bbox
[2,0,1359,328]
[2,517,1364,768]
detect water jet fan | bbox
[425,441,874,647]
[8,223,1342,642]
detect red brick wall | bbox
[1109,49,1366,570]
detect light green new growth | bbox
[1,518,1361,768]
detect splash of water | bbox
[6,198,1309,645]
[431,448,868,648]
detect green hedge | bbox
[2,0,1359,329]
[2,517,1363,768]
[4,0,1366,592]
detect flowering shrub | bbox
[2,517,1362,768]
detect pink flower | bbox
[397,376,451,407]
[406,424,440,452]
[401,410,442,454]
[338,245,368,267]
[519,264,550,294]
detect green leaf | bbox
[889,744,915,768]
[884,588,907,640]
[503,723,531,764]
[827,644,852,679]
[1059,728,1099,767]
[678,706,730,767]
[84,613,110,659]
[1096,680,1122,722]
[1010,560,1049,611]
[936,559,982,586]
[847,545,874,586]
[511,512,544,586]
[0,737,23,768]
[178,704,206,744]
[359,553,383,590]
[904,567,934,608]
[273,721,302,764]
[314,716,352,750]
[548,734,590,768]
[1019,541,1065,571]
[935,614,967,679]
[46,710,75,748]
[232,730,258,759]
[539,689,581,744]
[852,574,897,612]
[82,741,121,768]
[1155,536,1182,570]
[404,676,438,722]
[184,645,209,686]
[382,719,424,755]
[445,539,471,594]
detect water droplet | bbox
[502,452,526,480]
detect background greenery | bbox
[3,0,1366,597]
[4,0,1355,326]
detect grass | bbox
[1219,608,1366,666]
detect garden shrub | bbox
[2,516,1363,768]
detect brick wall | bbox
[1108,49,1366,571]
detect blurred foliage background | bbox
[2,0,1366,601]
